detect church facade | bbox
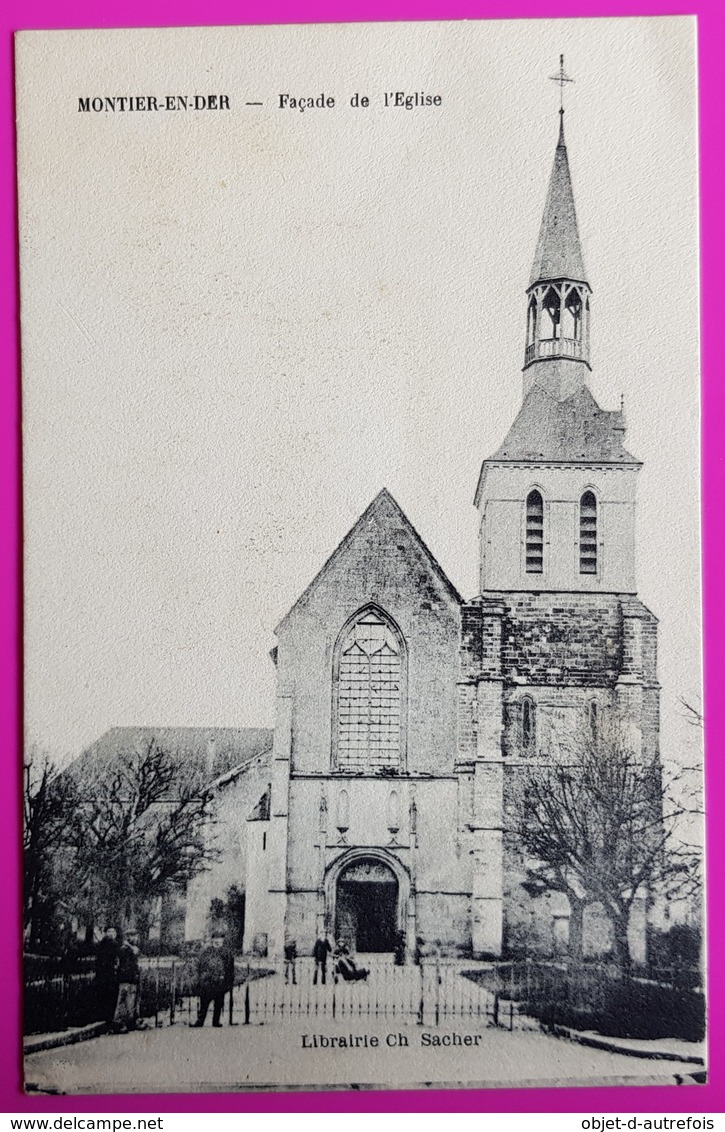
[240,111,659,963]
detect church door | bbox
[335,858,399,953]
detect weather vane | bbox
[549,54,574,114]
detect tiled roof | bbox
[248,787,271,822]
[74,726,273,786]
[529,117,588,288]
[489,384,639,464]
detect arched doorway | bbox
[335,857,399,953]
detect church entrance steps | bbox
[238,957,503,1028]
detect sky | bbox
[17,18,700,777]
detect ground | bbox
[25,1022,703,1094]
[25,963,704,1095]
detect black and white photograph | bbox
[17,17,704,1093]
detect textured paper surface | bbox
[17,18,702,1094]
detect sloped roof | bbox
[247,786,271,822]
[276,488,462,630]
[482,383,639,469]
[74,726,273,786]
[529,116,588,288]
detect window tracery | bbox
[334,607,404,772]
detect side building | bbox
[73,726,272,950]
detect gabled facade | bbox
[243,109,659,963]
[248,489,466,959]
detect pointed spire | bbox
[528,116,587,287]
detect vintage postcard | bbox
[17,18,704,1093]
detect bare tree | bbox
[517,716,690,967]
[60,739,218,939]
[23,747,77,950]
[667,695,705,920]
[678,696,703,730]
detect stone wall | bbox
[499,591,623,686]
[275,492,461,778]
[477,462,638,594]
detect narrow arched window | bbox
[334,607,405,773]
[521,696,536,754]
[580,491,598,574]
[542,285,561,340]
[588,700,599,742]
[527,297,537,346]
[337,789,349,830]
[563,287,583,342]
[525,490,544,573]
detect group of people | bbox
[94,927,141,1033]
[284,934,370,984]
[94,926,385,1035]
[95,927,237,1032]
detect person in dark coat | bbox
[192,933,234,1027]
[334,940,368,982]
[283,939,298,985]
[95,927,120,1023]
[113,930,140,1032]
[313,933,332,985]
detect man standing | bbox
[95,926,120,1024]
[113,930,141,1033]
[192,933,234,1028]
[283,939,298,985]
[313,932,332,985]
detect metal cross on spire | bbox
[549,54,574,114]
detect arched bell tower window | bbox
[542,285,561,341]
[523,282,591,368]
[526,297,537,347]
[333,606,406,773]
[521,696,536,754]
[562,287,583,341]
[579,491,598,574]
[525,490,544,574]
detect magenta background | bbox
[2,0,720,1114]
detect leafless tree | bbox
[517,716,693,967]
[23,747,77,949]
[59,739,218,940]
[678,696,703,730]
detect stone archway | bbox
[325,849,411,955]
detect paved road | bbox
[25,1017,703,1095]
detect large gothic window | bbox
[525,490,544,574]
[334,607,405,773]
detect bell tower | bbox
[524,111,592,401]
[474,81,641,596]
[462,61,661,963]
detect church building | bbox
[239,106,660,963]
